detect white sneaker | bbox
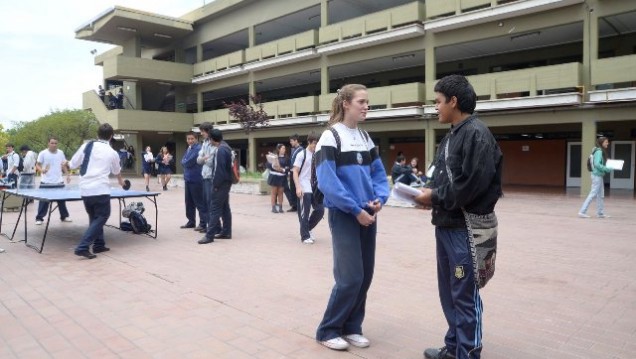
[344,334,370,348]
[320,337,349,351]
[597,214,611,218]
[61,218,73,223]
[578,213,590,218]
[302,238,314,244]
[35,220,43,225]
[309,230,316,240]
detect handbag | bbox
[444,139,497,289]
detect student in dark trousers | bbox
[415,75,503,359]
[198,129,233,244]
[286,133,303,212]
[315,84,390,351]
[292,132,323,244]
[67,123,124,259]
[181,132,208,232]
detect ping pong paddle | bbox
[122,179,131,191]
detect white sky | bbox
[0,0,206,129]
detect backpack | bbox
[311,127,369,206]
[129,210,152,234]
[17,155,24,172]
[586,148,598,172]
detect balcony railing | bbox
[262,96,318,119]
[193,50,245,77]
[592,54,636,87]
[194,109,231,126]
[319,2,425,45]
[426,0,520,19]
[319,82,426,112]
[103,56,193,84]
[426,62,582,101]
[245,30,318,63]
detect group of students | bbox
[311,77,503,359]
[98,85,125,110]
[140,145,175,191]
[391,153,426,187]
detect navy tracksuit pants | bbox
[436,226,483,359]
[316,208,376,341]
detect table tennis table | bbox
[0,187,160,253]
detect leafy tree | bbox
[0,124,11,151]
[8,110,99,155]
[224,95,270,134]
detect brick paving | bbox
[0,178,635,358]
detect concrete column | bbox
[248,134,257,172]
[425,121,437,170]
[174,136,188,175]
[249,26,256,47]
[321,0,329,27]
[320,56,329,95]
[424,34,436,103]
[197,92,203,114]
[122,35,141,57]
[582,2,598,93]
[196,44,202,63]
[580,119,597,196]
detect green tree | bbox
[8,110,99,155]
[0,124,11,150]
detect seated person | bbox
[392,155,420,186]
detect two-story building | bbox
[76,0,636,191]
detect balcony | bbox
[319,2,425,45]
[319,82,426,112]
[194,109,231,127]
[263,96,318,119]
[245,30,317,63]
[103,56,193,84]
[427,0,497,19]
[591,54,636,88]
[193,50,245,77]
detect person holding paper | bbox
[578,137,613,218]
[414,75,503,359]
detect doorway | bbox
[610,141,635,190]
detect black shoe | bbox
[74,250,96,259]
[146,186,150,192]
[197,237,214,244]
[214,233,232,239]
[93,247,110,254]
[287,207,297,212]
[180,223,195,229]
[424,346,456,359]
[194,226,207,232]
[163,185,168,191]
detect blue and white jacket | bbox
[315,122,389,216]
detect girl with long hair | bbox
[142,146,154,191]
[314,84,390,351]
[156,146,174,191]
[267,143,289,213]
[578,136,613,218]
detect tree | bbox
[224,95,270,134]
[0,124,11,150]
[8,110,100,155]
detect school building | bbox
[75,0,636,191]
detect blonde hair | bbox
[328,84,367,126]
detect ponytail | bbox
[327,84,367,126]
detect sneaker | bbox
[319,337,349,351]
[309,230,316,241]
[343,334,370,348]
[93,247,110,254]
[61,218,73,223]
[35,220,43,225]
[597,214,611,218]
[424,346,456,359]
[578,212,590,218]
[146,185,150,192]
[302,238,314,244]
[74,250,96,259]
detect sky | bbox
[0,0,206,129]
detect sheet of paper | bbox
[606,159,624,171]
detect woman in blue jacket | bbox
[579,136,613,218]
[314,84,389,351]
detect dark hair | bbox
[396,154,405,163]
[98,123,114,140]
[186,131,197,138]
[199,122,214,134]
[328,84,368,126]
[434,74,477,114]
[289,133,299,141]
[6,143,13,148]
[210,129,223,142]
[275,143,286,155]
[48,136,58,142]
[20,145,30,152]
[306,131,319,144]
[596,136,609,161]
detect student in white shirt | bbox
[67,123,124,259]
[292,132,324,244]
[3,144,20,188]
[34,137,72,225]
[19,145,38,189]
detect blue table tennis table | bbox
[0,187,160,253]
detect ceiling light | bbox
[117,26,137,32]
[154,33,172,39]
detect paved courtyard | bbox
[1,178,635,358]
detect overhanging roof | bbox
[75,6,193,48]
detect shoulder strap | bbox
[80,141,95,176]
[297,148,307,174]
[329,127,341,155]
